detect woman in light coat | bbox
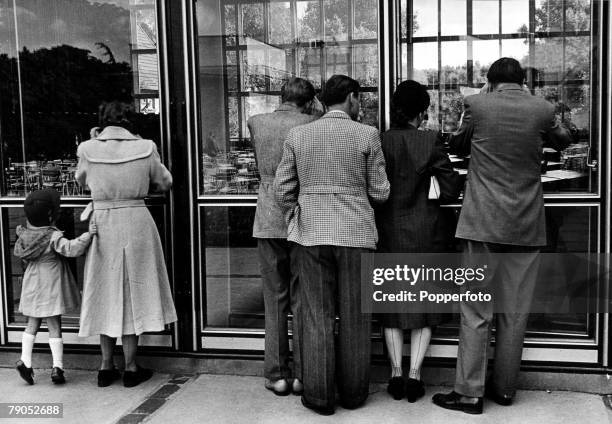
[76,101,177,388]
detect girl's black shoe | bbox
[387,376,405,400]
[123,366,153,388]
[51,367,65,384]
[405,378,425,403]
[97,368,121,387]
[16,360,34,385]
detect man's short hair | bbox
[487,57,525,85]
[281,77,316,107]
[321,75,360,107]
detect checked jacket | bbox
[274,110,390,249]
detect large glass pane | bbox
[0,0,162,198]
[197,0,380,197]
[501,0,529,33]
[202,206,262,328]
[400,0,597,194]
[472,0,499,35]
[441,0,466,36]
[412,0,438,37]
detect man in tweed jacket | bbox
[274,75,390,415]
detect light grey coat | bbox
[248,104,319,238]
[76,126,177,337]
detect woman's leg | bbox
[409,327,432,380]
[21,317,42,367]
[100,334,117,370]
[46,316,63,369]
[121,335,138,372]
[384,327,404,377]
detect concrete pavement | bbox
[0,368,610,424]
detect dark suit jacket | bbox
[376,126,461,253]
[449,83,571,246]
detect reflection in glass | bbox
[412,0,438,37]
[269,2,293,45]
[441,0,466,36]
[472,0,499,34]
[353,0,378,39]
[197,0,380,196]
[501,0,529,33]
[297,1,321,42]
[326,46,350,77]
[501,38,529,65]
[352,44,379,87]
[473,40,500,84]
[441,41,467,84]
[324,0,349,41]
[411,42,438,85]
[241,3,265,42]
[202,207,262,328]
[0,0,162,197]
[535,0,590,33]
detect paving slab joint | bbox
[115,373,197,424]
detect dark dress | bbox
[376,125,461,329]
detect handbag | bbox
[428,175,441,200]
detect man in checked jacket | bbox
[274,74,390,415]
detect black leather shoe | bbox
[432,391,483,415]
[405,378,425,403]
[387,376,405,400]
[51,367,65,385]
[485,383,513,406]
[123,366,153,388]
[97,368,121,387]
[301,396,335,416]
[16,360,34,385]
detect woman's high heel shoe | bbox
[387,376,405,400]
[265,378,291,396]
[405,378,425,403]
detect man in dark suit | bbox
[433,58,571,414]
[274,75,390,415]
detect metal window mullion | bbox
[291,0,298,77]
[320,0,326,84]
[467,0,473,86]
[348,0,354,79]
[437,0,442,128]
[529,0,536,85]
[264,1,271,93]
[236,2,244,141]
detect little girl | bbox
[14,189,96,385]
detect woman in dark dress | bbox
[376,80,461,402]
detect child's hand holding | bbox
[89,220,98,236]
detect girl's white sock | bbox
[48,338,63,369]
[20,332,36,368]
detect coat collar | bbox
[96,126,141,141]
[494,83,524,92]
[321,110,351,120]
[275,103,299,113]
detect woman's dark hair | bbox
[281,77,316,107]
[321,74,360,107]
[391,80,430,128]
[98,101,135,131]
[487,57,525,85]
